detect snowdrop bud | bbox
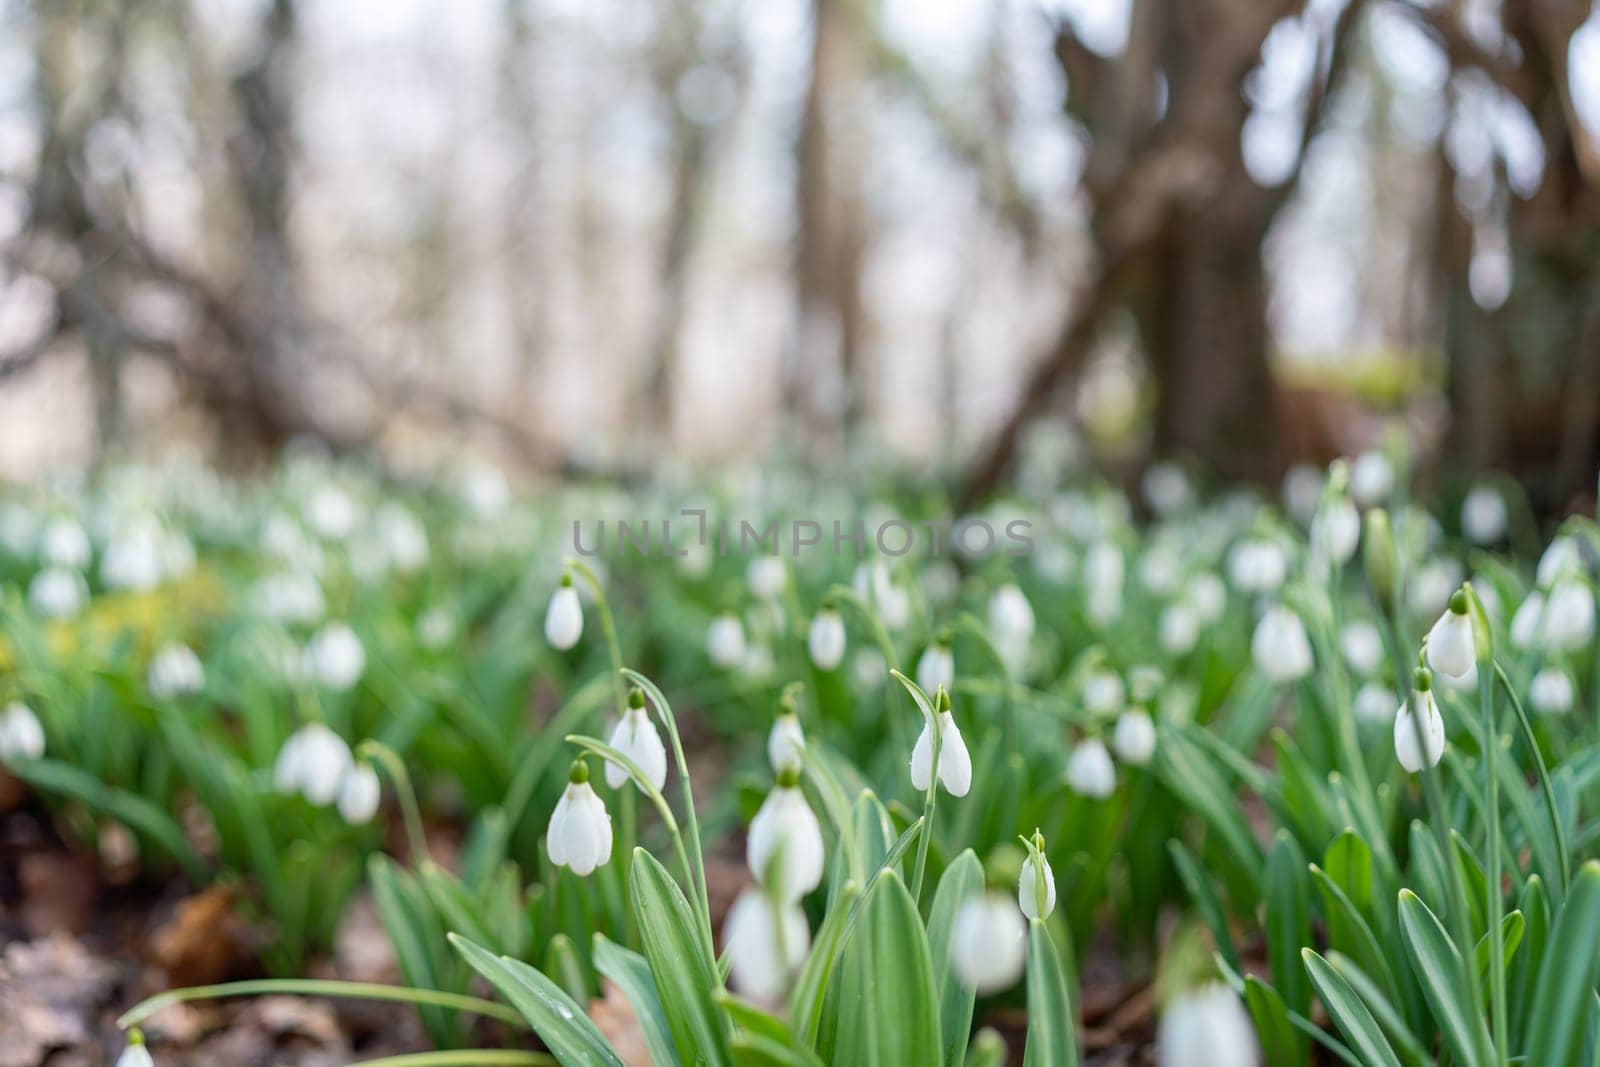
[304,622,366,692]
[748,556,787,600]
[147,643,205,699]
[1541,579,1596,652]
[1112,710,1157,766]
[1067,738,1116,798]
[1537,536,1584,588]
[1186,572,1227,623]
[1394,674,1445,774]
[1362,509,1398,612]
[988,584,1035,643]
[909,693,972,797]
[1160,602,1200,655]
[1157,982,1259,1067]
[28,567,86,619]
[1251,606,1314,683]
[39,517,90,569]
[1511,591,1545,650]
[723,888,809,1001]
[747,772,825,902]
[1349,450,1395,508]
[1018,837,1056,921]
[707,613,747,669]
[547,761,613,876]
[768,710,806,775]
[952,893,1027,994]
[545,577,584,650]
[1226,539,1286,594]
[806,609,846,671]
[1311,497,1361,565]
[336,762,382,825]
[0,702,45,761]
[1339,620,1383,676]
[1530,667,1575,715]
[1461,486,1507,544]
[274,723,354,806]
[1425,592,1476,679]
[1081,670,1125,716]
[605,690,668,791]
[116,1030,154,1067]
[916,641,954,696]
[1354,682,1396,724]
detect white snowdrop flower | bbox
[1425,594,1476,679]
[1157,982,1259,1067]
[723,888,810,1001]
[375,504,429,573]
[1160,602,1201,655]
[0,702,45,761]
[1251,606,1314,683]
[1541,579,1596,652]
[747,776,825,902]
[1461,486,1507,544]
[1128,664,1164,702]
[1349,450,1395,508]
[1530,667,1575,715]
[336,762,382,825]
[851,648,886,690]
[1226,539,1286,595]
[115,1033,155,1067]
[1282,464,1324,525]
[1339,620,1384,676]
[545,579,584,650]
[1394,682,1446,774]
[28,567,86,619]
[707,613,747,669]
[1186,572,1227,623]
[748,556,787,600]
[1067,738,1116,798]
[1081,670,1125,716]
[916,642,954,697]
[147,643,205,699]
[768,712,806,774]
[910,698,972,797]
[1018,848,1056,921]
[417,607,456,650]
[1143,462,1194,517]
[274,723,354,806]
[304,623,366,692]
[1354,682,1396,724]
[547,762,613,876]
[305,484,358,540]
[1112,710,1157,766]
[806,610,846,671]
[1511,591,1545,650]
[952,893,1027,994]
[100,527,164,591]
[1409,558,1463,619]
[1311,497,1361,565]
[1537,536,1584,588]
[989,583,1035,669]
[1139,544,1183,596]
[252,572,325,625]
[39,517,90,569]
[605,693,668,791]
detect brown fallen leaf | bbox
[0,933,118,1067]
[590,979,652,1067]
[147,884,256,986]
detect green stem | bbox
[1478,663,1507,1065]
[568,559,628,716]
[1493,661,1571,895]
[357,740,429,862]
[117,979,528,1032]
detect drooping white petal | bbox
[1311,498,1361,564]
[723,889,809,1001]
[115,1042,155,1067]
[767,715,806,774]
[952,893,1027,994]
[1018,853,1056,921]
[1425,609,1476,679]
[1339,620,1384,676]
[910,718,934,791]
[606,707,668,790]
[274,723,353,806]
[0,702,45,762]
[915,644,954,696]
[747,787,824,901]
[1393,691,1446,773]
[1157,982,1260,1067]
[937,713,972,797]
[1530,667,1575,715]
[806,611,846,671]
[547,782,612,876]
[1541,580,1596,652]
[1251,606,1313,683]
[1461,486,1507,544]
[1511,592,1545,649]
[148,643,205,698]
[1112,710,1157,766]
[1067,738,1116,799]
[336,763,382,825]
[707,614,747,668]
[544,585,584,650]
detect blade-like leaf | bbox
[450,933,623,1067]
[629,848,732,1067]
[928,850,983,1067]
[1527,861,1600,1067]
[832,870,940,1067]
[1304,949,1403,1067]
[1023,920,1078,1067]
[1396,889,1490,1067]
[593,934,680,1067]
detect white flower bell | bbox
[336,762,382,825]
[988,583,1035,645]
[1251,606,1313,683]
[1541,579,1596,652]
[547,761,613,876]
[274,723,354,806]
[747,772,825,902]
[1537,536,1584,588]
[545,577,584,650]
[605,690,668,791]
[916,642,954,697]
[0,702,45,761]
[28,567,85,619]
[1339,620,1384,676]
[1018,837,1056,921]
[909,692,972,797]
[767,710,806,775]
[1160,602,1200,655]
[1394,674,1446,773]
[1530,667,1575,715]
[147,643,205,698]
[806,609,846,671]
[1186,572,1227,623]
[1157,982,1260,1067]
[1461,486,1507,544]
[1354,682,1396,724]
[723,888,809,1001]
[1511,591,1545,650]
[304,622,366,692]
[1112,710,1157,766]
[1424,592,1476,680]
[748,556,787,600]
[1311,497,1361,565]
[707,613,747,669]
[952,892,1027,994]
[1067,737,1116,798]
[1226,539,1287,595]
[1349,450,1395,508]
[116,1032,155,1067]
[1081,670,1125,716]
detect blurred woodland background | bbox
[1,0,1599,508]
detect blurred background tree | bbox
[0,0,1597,510]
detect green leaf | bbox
[1304,949,1403,1067]
[1528,861,1600,1067]
[629,848,732,1067]
[1265,831,1312,1047]
[1471,910,1523,994]
[593,934,680,1067]
[833,871,941,1067]
[927,850,983,1067]
[1509,874,1550,1053]
[369,857,463,1047]
[1310,864,1398,1007]
[1168,840,1239,971]
[788,882,860,1050]
[1324,952,1431,1066]
[1241,976,1300,1067]
[450,934,623,1067]
[1023,920,1078,1067]
[1396,888,1490,1067]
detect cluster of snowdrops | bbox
[1,443,1599,1066]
